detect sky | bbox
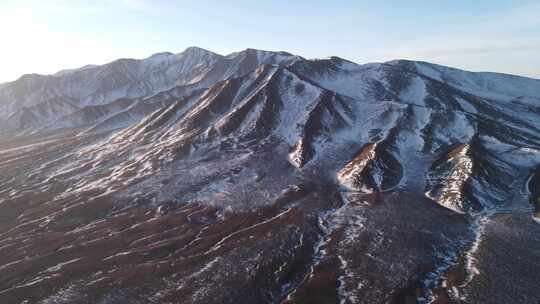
[0,0,539,83]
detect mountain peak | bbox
[181,46,219,57]
[149,51,174,58]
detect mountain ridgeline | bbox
[0,47,539,304]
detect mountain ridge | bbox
[3,47,539,94]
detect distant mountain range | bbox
[0,47,539,303]
[2,47,538,138]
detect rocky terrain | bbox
[0,47,539,304]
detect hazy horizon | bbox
[1,0,539,82]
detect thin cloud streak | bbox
[373,3,540,78]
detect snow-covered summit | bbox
[388,59,540,102]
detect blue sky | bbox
[0,0,539,82]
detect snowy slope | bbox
[390,59,540,102]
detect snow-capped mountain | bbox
[0,47,299,135]
[0,48,539,304]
